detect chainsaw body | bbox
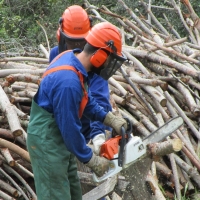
[100,135,146,167]
[92,116,184,183]
[93,135,147,182]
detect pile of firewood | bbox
[0,0,200,199]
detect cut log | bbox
[0,85,22,136]
[148,139,183,159]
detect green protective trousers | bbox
[27,100,82,200]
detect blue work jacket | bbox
[50,46,112,143]
[36,49,107,163]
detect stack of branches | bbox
[0,0,200,199]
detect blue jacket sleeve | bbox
[49,46,59,63]
[89,75,112,139]
[83,93,107,123]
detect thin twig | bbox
[36,21,50,54]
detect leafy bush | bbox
[1,0,200,50]
[0,0,82,48]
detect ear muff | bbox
[59,17,63,25]
[90,49,108,68]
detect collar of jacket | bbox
[71,48,88,78]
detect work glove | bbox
[103,112,127,135]
[92,134,106,155]
[85,153,110,177]
[87,143,95,152]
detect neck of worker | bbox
[76,52,91,72]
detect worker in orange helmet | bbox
[50,5,92,59]
[50,6,113,158]
[49,6,112,200]
[27,19,127,200]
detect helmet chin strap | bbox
[58,30,68,53]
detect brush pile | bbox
[0,0,200,199]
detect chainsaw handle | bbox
[118,118,132,167]
[123,117,132,138]
[92,159,122,183]
[118,126,125,167]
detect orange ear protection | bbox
[90,40,116,68]
[90,49,108,68]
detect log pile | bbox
[0,0,200,199]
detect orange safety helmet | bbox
[57,5,92,53]
[85,22,122,56]
[85,22,127,80]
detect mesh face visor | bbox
[100,52,127,80]
[59,30,86,53]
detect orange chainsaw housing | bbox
[100,136,121,160]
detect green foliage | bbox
[0,0,200,49]
[0,0,82,47]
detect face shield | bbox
[59,30,86,53]
[96,52,127,80]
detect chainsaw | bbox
[93,116,184,183]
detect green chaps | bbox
[27,100,82,200]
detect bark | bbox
[0,190,16,200]
[148,139,182,158]
[0,148,15,167]
[123,51,151,77]
[14,162,34,178]
[5,74,40,86]
[109,77,128,96]
[124,48,200,79]
[181,0,200,31]
[181,169,195,191]
[112,94,126,106]
[169,154,181,200]
[181,146,200,171]
[164,91,200,140]
[141,85,167,107]
[0,179,19,197]
[175,82,200,116]
[0,62,40,70]
[0,129,25,146]
[0,139,30,162]
[126,68,168,90]
[109,84,121,96]
[0,168,29,200]
[146,171,166,200]
[0,57,48,63]
[138,35,200,65]
[119,108,150,137]
[173,154,200,188]
[3,164,37,200]
[121,66,159,125]
[0,69,45,78]
[117,0,153,37]
[0,85,22,136]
